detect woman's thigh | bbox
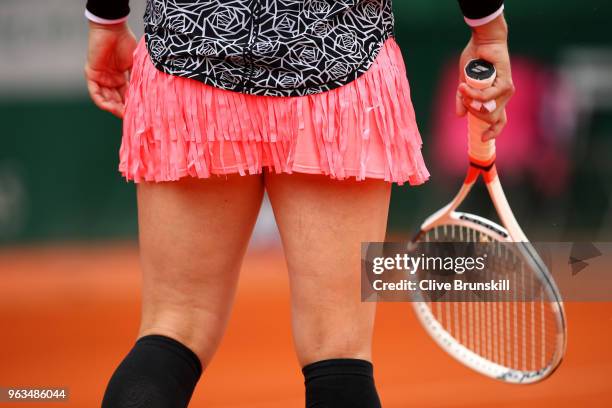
[136,174,264,367]
[264,172,391,366]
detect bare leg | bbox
[265,172,391,366]
[136,175,264,367]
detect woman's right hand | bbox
[455,14,514,142]
[85,21,137,118]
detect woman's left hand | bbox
[456,14,515,142]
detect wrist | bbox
[85,8,129,25]
[471,14,508,44]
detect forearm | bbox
[457,0,505,27]
[85,0,130,24]
[457,1,508,44]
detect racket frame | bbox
[411,162,567,383]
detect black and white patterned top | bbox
[144,0,396,97]
[85,0,505,97]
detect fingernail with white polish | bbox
[470,100,482,111]
[483,100,497,112]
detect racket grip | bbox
[464,59,497,163]
[468,113,495,163]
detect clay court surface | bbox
[1,242,610,407]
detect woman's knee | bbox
[292,302,376,366]
[138,307,229,370]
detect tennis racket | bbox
[409,59,567,383]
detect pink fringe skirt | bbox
[119,36,430,186]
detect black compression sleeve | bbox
[86,0,130,20]
[457,0,504,20]
[101,334,202,408]
[303,359,382,408]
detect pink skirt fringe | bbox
[119,36,430,186]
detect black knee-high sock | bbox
[101,334,202,408]
[302,358,382,408]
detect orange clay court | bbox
[1,242,610,407]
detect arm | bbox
[455,1,514,141]
[85,0,130,24]
[84,0,136,118]
[457,0,505,27]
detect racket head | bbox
[410,211,567,384]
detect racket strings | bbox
[420,224,560,373]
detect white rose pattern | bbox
[143,0,395,96]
